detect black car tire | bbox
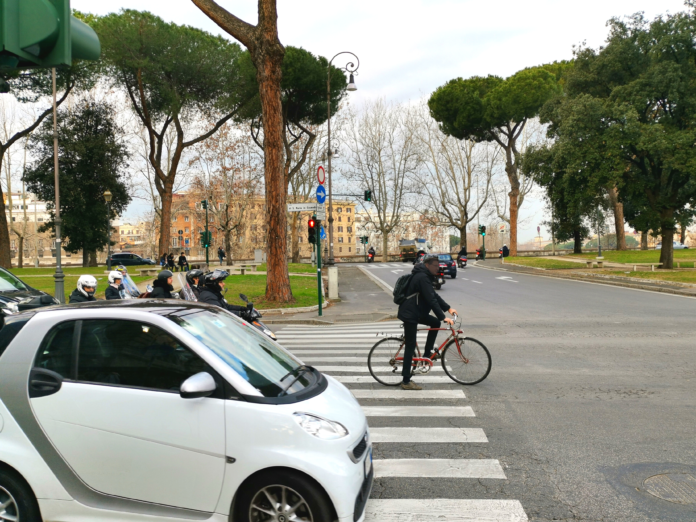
[451,271,457,279]
[0,468,42,522]
[235,469,334,522]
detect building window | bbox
[337,207,342,213]
[349,247,352,252]
[339,247,343,253]
[338,226,343,233]
[185,228,189,233]
[338,237,344,243]
[338,216,342,222]
[346,208,351,213]
[184,216,189,222]
[299,237,303,243]
[347,226,352,233]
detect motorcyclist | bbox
[186,268,205,299]
[397,255,457,390]
[150,270,175,299]
[457,245,467,261]
[69,275,98,303]
[198,269,249,316]
[105,271,123,300]
[502,244,510,258]
[368,246,376,259]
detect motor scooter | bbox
[367,252,375,263]
[238,293,277,340]
[457,256,467,268]
[433,267,446,290]
[475,248,486,261]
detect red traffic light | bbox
[308,219,316,229]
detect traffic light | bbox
[364,190,372,202]
[201,200,208,210]
[0,0,101,69]
[481,225,486,236]
[477,225,482,235]
[200,231,212,248]
[308,218,316,243]
[362,236,369,244]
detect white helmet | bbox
[108,271,123,285]
[77,275,98,297]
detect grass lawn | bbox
[257,262,316,274]
[603,270,696,284]
[569,250,696,264]
[9,265,156,277]
[23,275,151,300]
[505,257,584,270]
[225,274,320,309]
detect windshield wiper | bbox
[279,364,310,383]
[278,365,313,397]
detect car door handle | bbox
[29,368,64,398]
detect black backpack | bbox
[393,274,418,305]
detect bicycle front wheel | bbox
[368,337,415,386]
[442,337,492,385]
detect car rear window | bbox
[438,255,453,261]
[0,313,35,359]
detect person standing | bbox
[217,246,226,266]
[397,255,457,390]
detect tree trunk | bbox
[459,225,467,253]
[508,189,519,256]
[659,211,675,269]
[17,236,24,269]
[382,233,389,263]
[641,231,648,250]
[291,212,300,263]
[89,250,98,267]
[0,148,11,268]
[82,250,89,268]
[573,229,583,254]
[224,229,232,264]
[258,54,292,302]
[680,223,686,245]
[607,186,626,250]
[158,184,174,255]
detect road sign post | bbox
[315,216,322,317]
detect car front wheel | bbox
[0,469,42,522]
[235,470,334,522]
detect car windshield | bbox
[165,308,311,397]
[0,269,28,292]
[438,255,453,261]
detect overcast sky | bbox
[73,0,687,243]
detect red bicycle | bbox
[367,315,492,386]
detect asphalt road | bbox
[275,262,696,521]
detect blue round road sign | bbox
[320,226,327,240]
[316,185,326,204]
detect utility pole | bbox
[204,200,210,265]
[51,68,65,303]
[315,215,322,317]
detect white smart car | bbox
[0,300,372,522]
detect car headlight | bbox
[293,413,348,440]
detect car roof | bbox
[24,299,219,317]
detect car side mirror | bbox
[239,293,248,303]
[40,295,54,305]
[180,372,217,399]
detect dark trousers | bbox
[402,315,441,383]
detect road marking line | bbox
[315,365,445,373]
[496,276,519,283]
[350,389,466,399]
[291,350,371,355]
[472,280,482,284]
[334,375,454,383]
[364,499,528,521]
[361,406,474,417]
[371,427,487,443]
[373,459,505,479]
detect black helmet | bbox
[158,270,173,281]
[205,269,229,286]
[186,269,204,286]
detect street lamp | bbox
[326,51,360,265]
[104,190,113,270]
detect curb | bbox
[358,266,394,295]
[473,261,696,299]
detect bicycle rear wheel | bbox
[367,337,416,386]
[442,337,491,385]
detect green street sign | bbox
[0,0,100,69]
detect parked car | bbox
[0,300,372,522]
[0,266,58,315]
[655,241,689,250]
[107,252,157,266]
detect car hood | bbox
[277,374,367,439]
[0,289,57,310]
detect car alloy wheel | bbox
[0,485,19,521]
[250,484,313,522]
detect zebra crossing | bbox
[275,322,528,522]
[362,262,409,269]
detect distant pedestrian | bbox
[218,246,225,266]
[178,252,189,272]
[160,253,166,267]
[167,253,175,270]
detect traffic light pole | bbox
[315,216,322,317]
[204,202,209,266]
[51,68,65,303]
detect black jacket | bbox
[105,285,121,300]
[150,279,174,299]
[178,255,187,266]
[397,263,450,323]
[198,285,246,315]
[191,285,201,299]
[69,289,97,303]
[458,247,467,259]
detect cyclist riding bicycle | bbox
[397,254,457,390]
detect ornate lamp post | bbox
[104,190,113,270]
[326,51,359,265]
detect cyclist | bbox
[150,270,175,298]
[105,271,123,300]
[186,268,205,299]
[199,269,249,316]
[69,275,98,303]
[397,254,457,390]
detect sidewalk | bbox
[476,258,696,298]
[264,266,398,325]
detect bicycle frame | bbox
[394,323,467,368]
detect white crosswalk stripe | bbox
[275,322,528,522]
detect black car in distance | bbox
[435,253,457,278]
[107,252,156,266]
